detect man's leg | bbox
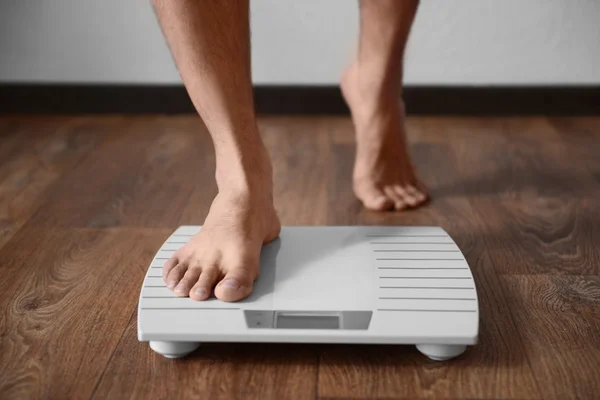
[152,0,280,302]
[342,0,428,211]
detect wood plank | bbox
[500,275,600,400]
[0,117,26,249]
[448,117,600,275]
[0,116,102,249]
[318,117,539,399]
[261,116,329,225]
[92,318,318,400]
[549,117,600,189]
[449,117,600,398]
[175,117,217,225]
[0,226,169,399]
[26,116,210,228]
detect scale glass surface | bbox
[138,226,479,361]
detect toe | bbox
[165,261,188,290]
[365,192,394,211]
[354,183,394,211]
[214,265,256,302]
[162,256,178,281]
[394,185,419,207]
[384,186,406,210]
[406,184,428,204]
[173,266,202,297]
[190,266,220,301]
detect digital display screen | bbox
[275,313,340,330]
[244,310,372,330]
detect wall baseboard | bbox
[1,84,599,115]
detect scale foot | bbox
[149,341,201,359]
[415,344,467,361]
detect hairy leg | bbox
[342,0,428,211]
[153,0,280,302]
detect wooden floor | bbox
[0,115,599,399]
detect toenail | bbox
[221,279,240,289]
[174,284,185,292]
[194,287,207,296]
[167,281,177,289]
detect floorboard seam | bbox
[468,199,545,399]
[12,121,103,234]
[314,348,320,400]
[446,135,544,399]
[0,119,101,254]
[496,275,545,399]
[87,308,136,400]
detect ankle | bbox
[215,141,273,198]
[343,64,403,122]
[348,60,402,95]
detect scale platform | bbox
[138,226,479,361]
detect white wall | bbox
[0,0,599,85]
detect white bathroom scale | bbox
[138,226,479,361]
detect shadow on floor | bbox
[184,335,520,370]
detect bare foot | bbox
[162,147,280,302]
[341,64,428,211]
